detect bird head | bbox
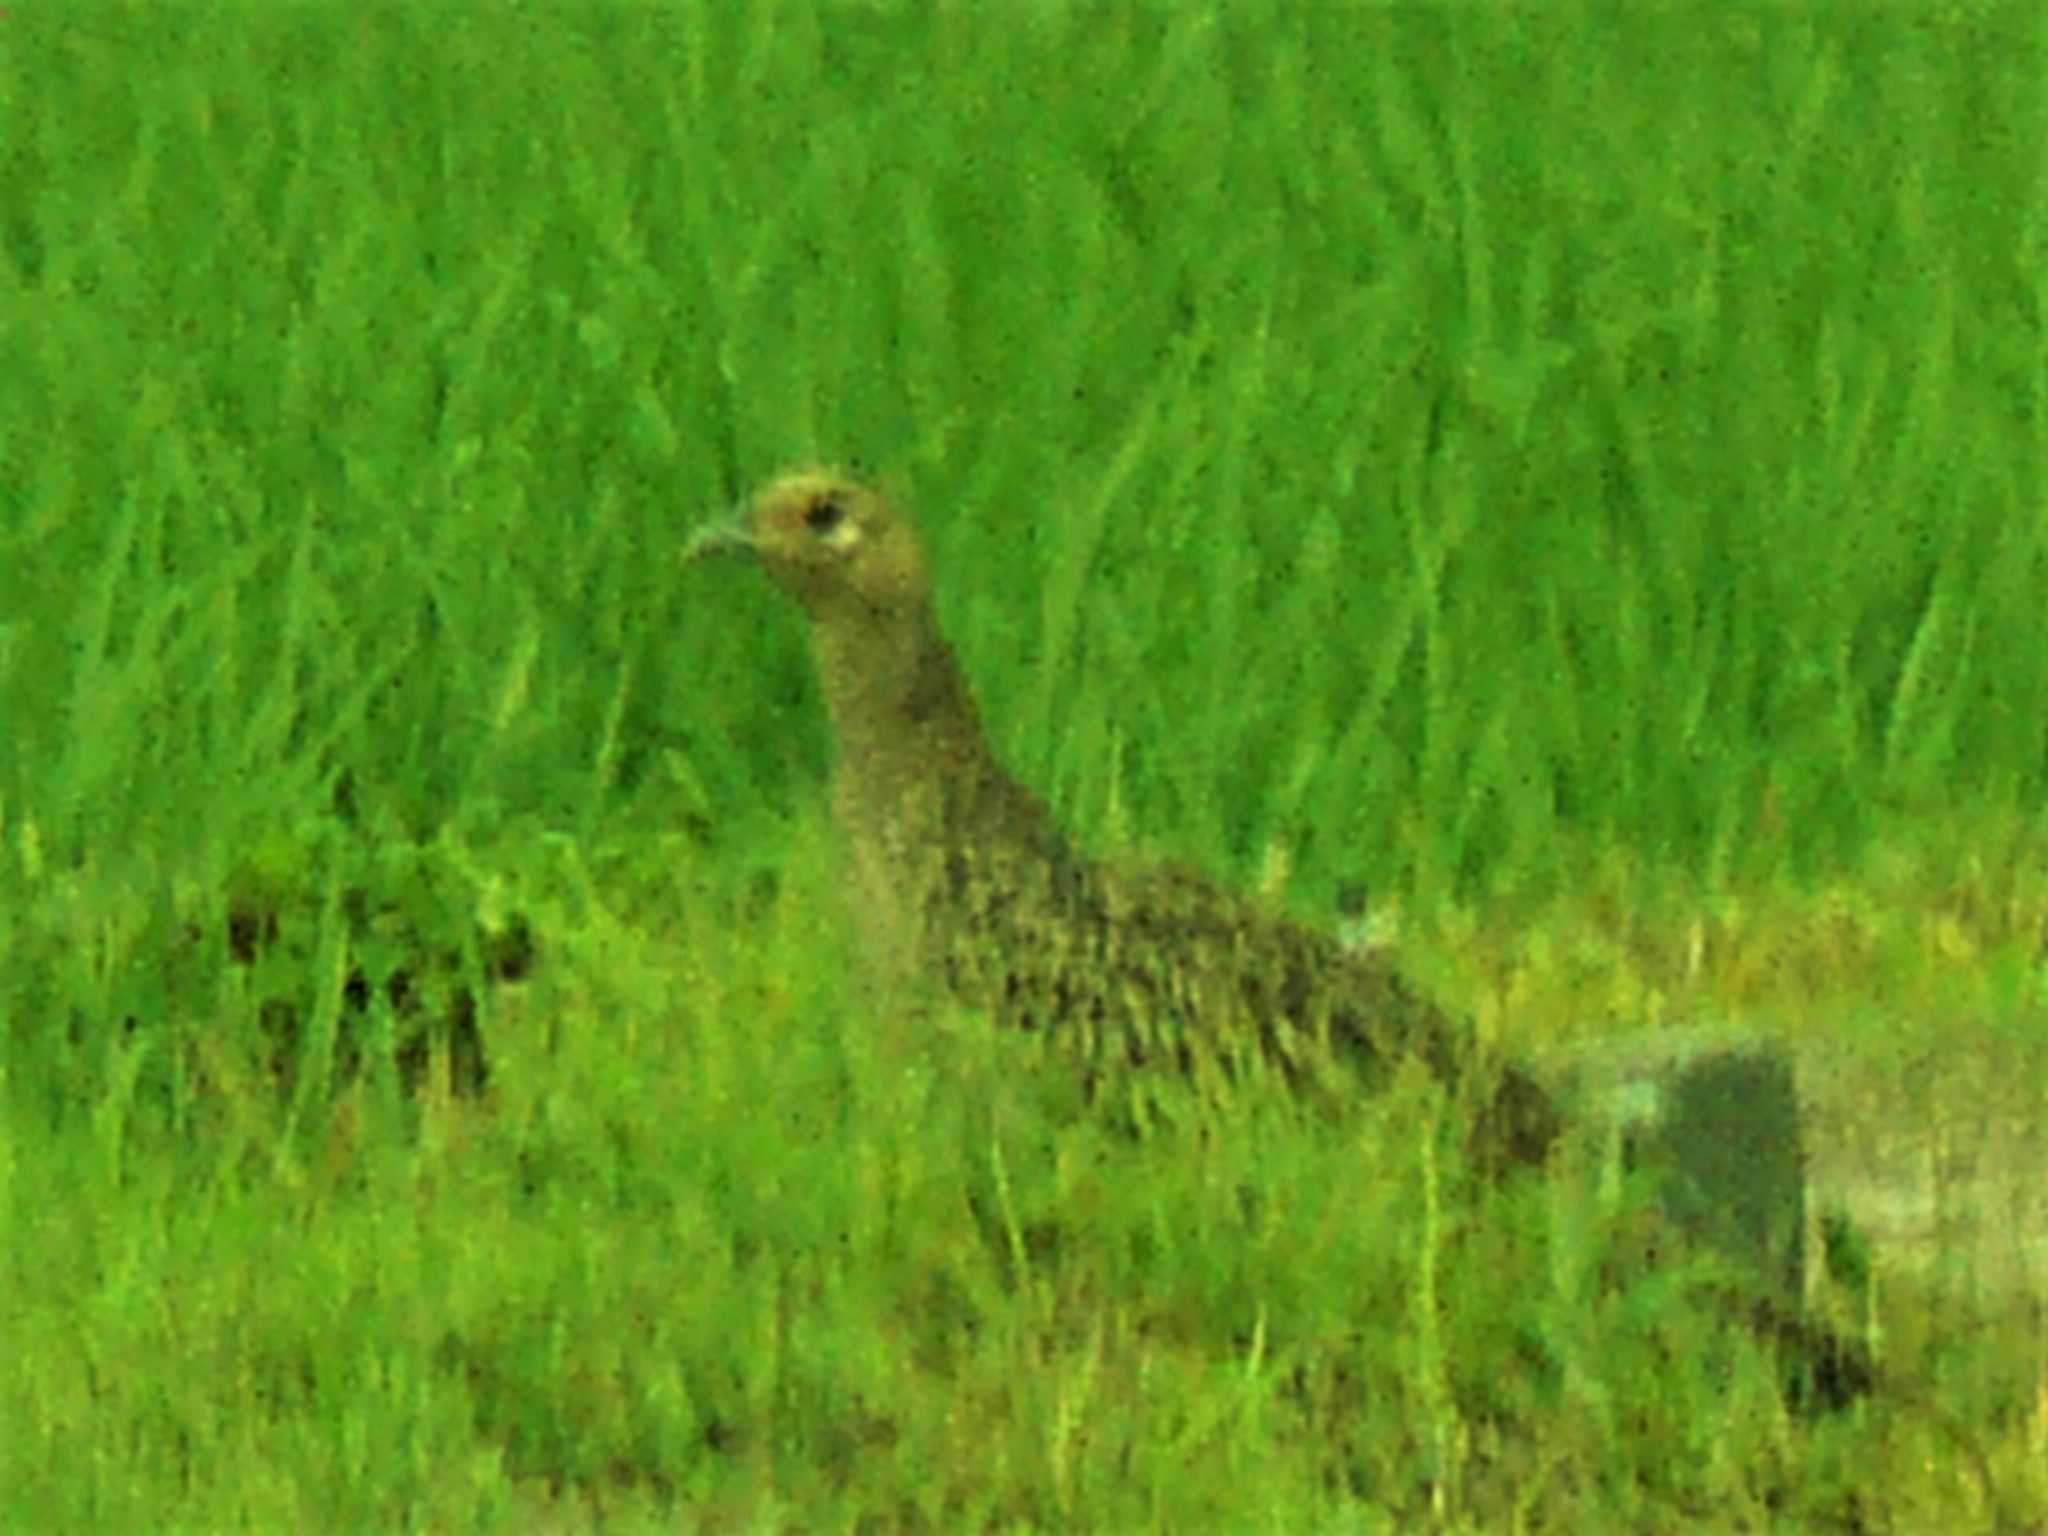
[686,470,932,623]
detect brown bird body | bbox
[690,470,1559,1169]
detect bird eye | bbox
[804,495,847,536]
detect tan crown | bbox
[737,470,932,621]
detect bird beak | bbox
[682,506,754,564]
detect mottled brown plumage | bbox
[689,470,1559,1170]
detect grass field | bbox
[4,2,2048,1529]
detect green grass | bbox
[4,0,2048,1527]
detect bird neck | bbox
[809,599,994,794]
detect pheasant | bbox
[686,469,1559,1171]
[685,468,1887,1408]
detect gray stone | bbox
[1798,1020,2048,1306]
[1550,1015,2048,1313]
[1553,1027,1807,1311]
